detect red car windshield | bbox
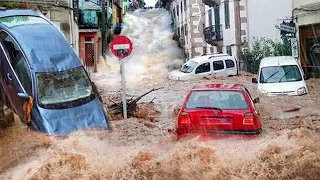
[185,90,249,110]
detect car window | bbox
[36,67,94,109]
[260,65,302,83]
[0,31,32,95]
[213,60,224,70]
[186,90,248,110]
[195,62,210,74]
[180,60,198,73]
[225,60,235,68]
[0,16,49,28]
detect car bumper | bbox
[176,128,262,136]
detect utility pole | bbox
[234,0,242,71]
[101,0,107,57]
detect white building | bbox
[293,0,320,76]
[171,0,294,64]
[203,0,247,58]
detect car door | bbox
[194,62,212,78]
[0,30,32,119]
[225,59,237,76]
[212,60,227,77]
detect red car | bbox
[176,84,262,137]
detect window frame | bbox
[195,62,211,74]
[225,59,235,69]
[0,30,33,96]
[213,60,225,71]
[224,0,230,29]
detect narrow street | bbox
[0,9,320,180]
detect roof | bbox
[189,54,234,64]
[79,28,100,33]
[192,84,245,91]
[260,56,298,67]
[0,9,40,18]
[79,1,102,10]
[1,12,82,72]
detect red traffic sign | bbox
[110,35,133,59]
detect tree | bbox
[243,37,292,73]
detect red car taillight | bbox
[178,112,191,124]
[243,113,254,125]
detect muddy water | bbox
[1,9,320,180]
[92,9,184,90]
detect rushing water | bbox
[92,9,184,89]
[1,9,320,180]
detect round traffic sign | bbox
[110,35,133,59]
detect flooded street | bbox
[1,9,320,180]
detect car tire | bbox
[0,83,14,128]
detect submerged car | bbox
[168,54,238,81]
[0,10,109,134]
[176,84,261,136]
[252,56,308,96]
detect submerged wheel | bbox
[0,83,14,128]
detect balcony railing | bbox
[202,0,220,7]
[204,25,223,45]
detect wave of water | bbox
[92,9,184,89]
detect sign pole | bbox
[120,59,127,119]
[109,35,132,120]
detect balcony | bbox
[202,0,220,7]
[204,25,223,45]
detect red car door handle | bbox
[7,73,12,81]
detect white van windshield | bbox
[180,60,198,73]
[260,65,303,83]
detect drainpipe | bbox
[101,0,107,57]
[69,0,74,50]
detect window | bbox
[259,65,303,84]
[226,46,232,56]
[208,9,213,27]
[224,0,230,29]
[226,60,235,68]
[186,90,248,110]
[0,31,32,95]
[181,2,183,14]
[195,62,211,74]
[36,67,94,109]
[180,60,198,73]
[213,61,224,70]
[176,5,179,16]
[184,0,187,11]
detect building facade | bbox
[293,0,320,77]
[203,0,247,60]
[171,0,206,59]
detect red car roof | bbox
[192,84,244,91]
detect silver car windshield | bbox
[180,60,198,73]
[37,67,94,109]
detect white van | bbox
[168,54,238,81]
[252,56,308,96]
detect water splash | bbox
[92,9,184,89]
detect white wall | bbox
[247,0,292,42]
[293,0,320,8]
[293,0,320,26]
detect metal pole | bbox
[101,0,107,57]
[120,59,127,119]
